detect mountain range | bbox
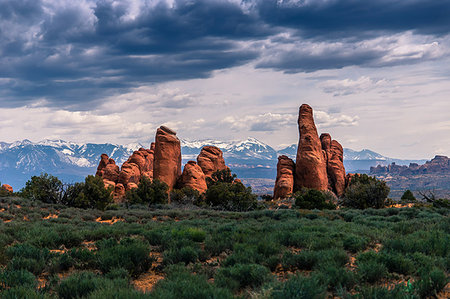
[0,138,427,192]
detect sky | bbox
[0,0,449,159]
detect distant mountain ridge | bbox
[0,138,427,191]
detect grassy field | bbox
[0,196,448,298]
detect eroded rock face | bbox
[126,144,155,181]
[179,161,207,193]
[118,162,141,188]
[327,140,346,197]
[95,154,120,187]
[273,155,295,199]
[1,184,13,193]
[153,126,182,191]
[114,183,125,199]
[197,146,228,178]
[295,104,329,191]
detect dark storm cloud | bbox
[0,0,449,108]
[256,0,450,39]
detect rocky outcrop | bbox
[370,155,450,176]
[273,155,295,199]
[179,161,207,193]
[95,154,120,189]
[153,126,182,192]
[125,144,155,181]
[1,184,13,193]
[197,146,229,178]
[295,104,329,191]
[118,162,141,190]
[327,140,346,197]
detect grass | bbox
[0,195,448,298]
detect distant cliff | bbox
[370,155,450,176]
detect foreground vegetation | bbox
[0,195,448,298]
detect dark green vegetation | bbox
[0,195,448,298]
[343,174,391,209]
[294,188,336,210]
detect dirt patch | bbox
[95,216,124,224]
[437,282,450,299]
[15,205,21,209]
[23,215,29,221]
[43,214,59,220]
[389,203,415,208]
[133,272,165,293]
[50,248,67,254]
[81,240,97,251]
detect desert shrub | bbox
[170,187,202,205]
[56,271,129,299]
[206,168,236,186]
[127,177,168,206]
[204,234,234,256]
[379,251,415,275]
[151,266,233,299]
[6,244,50,274]
[414,268,448,298]
[401,190,416,202]
[215,263,271,291]
[343,234,369,253]
[0,287,52,299]
[171,227,206,243]
[0,269,36,290]
[317,248,349,267]
[282,251,318,270]
[143,230,167,246]
[342,174,390,209]
[63,176,113,210]
[205,180,257,211]
[163,246,199,265]
[316,264,356,291]
[357,256,387,283]
[68,248,96,269]
[358,285,412,299]
[271,274,326,299]
[97,238,152,277]
[294,189,336,210]
[86,288,150,299]
[20,173,63,204]
[222,244,261,267]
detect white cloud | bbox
[319,76,389,96]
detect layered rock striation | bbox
[273,155,295,199]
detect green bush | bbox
[97,238,153,277]
[56,272,129,299]
[357,258,387,283]
[282,251,318,270]
[0,287,52,299]
[6,244,50,275]
[63,176,112,210]
[0,269,37,290]
[379,251,414,275]
[271,274,326,299]
[215,263,271,291]
[343,234,368,253]
[414,268,448,298]
[21,173,63,204]
[316,264,356,291]
[163,246,199,265]
[206,168,236,186]
[127,177,168,206]
[401,190,416,202]
[205,180,257,211]
[294,189,336,210]
[170,187,202,205]
[342,174,390,209]
[151,266,233,299]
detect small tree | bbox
[170,187,203,205]
[63,176,113,210]
[342,174,390,209]
[294,189,336,210]
[401,190,416,202]
[205,170,257,211]
[126,176,168,206]
[20,173,63,203]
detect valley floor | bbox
[0,196,448,298]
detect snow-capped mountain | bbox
[0,138,426,191]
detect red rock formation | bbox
[327,140,346,197]
[273,155,295,199]
[118,162,141,190]
[295,104,329,191]
[114,183,125,199]
[95,154,120,187]
[153,126,182,192]
[126,144,155,181]
[179,161,207,193]
[1,184,13,193]
[197,146,228,178]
